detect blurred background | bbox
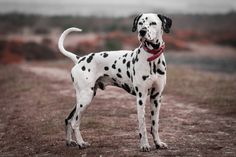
[0,0,236,64]
[0,0,236,156]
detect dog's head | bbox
[132,13,172,49]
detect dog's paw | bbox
[140,144,151,152]
[78,141,90,149]
[66,140,78,147]
[155,141,168,149]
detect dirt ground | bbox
[0,56,236,156]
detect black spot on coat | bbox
[154,100,158,107]
[137,49,140,54]
[103,53,109,58]
[162,60,166,66]
[87,53,95,63]
[126,71,130,78]
[135,55,139,62]
[139,100,143,106]
[149,62,152,74]
[112,78,116,82]
[66,106,76,121]
[78,57,86,64]
[151,88,155,95]
[122,83,131,93]
[116,73,122,78]
[112,64,116,69]
[139,92,142,97]
[151,92,159,99]
[126,61,130,68]
[104,66,109,71]
[142,75,149,81]
[123,59,126,64]
[114,82,119,87]
[123,53,128,57]
[98,82,105,90]
[131,90,136,96]
[139,133,142,139]
[153,63,157,74]
[65,119,68,125]
[151,110,154,116]
[71,73,74,82]
[156,69,165,75]
[152,120,155,126]
[82,66,86,71]
[132,58,135,64]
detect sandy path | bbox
[17,63,236,157]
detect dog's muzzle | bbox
[139,29,147,37]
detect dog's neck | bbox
[139,40,165,62]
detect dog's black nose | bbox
[139,30,147,37]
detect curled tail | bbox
[58,27,82,64]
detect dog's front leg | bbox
[136,91,150,152]
[150,92,168,149]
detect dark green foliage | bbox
[104,39,122,51]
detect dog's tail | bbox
[58,27,82,64]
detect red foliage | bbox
[164,35,190,51]
[0,40,24,64]
[0,39,56,64]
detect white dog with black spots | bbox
[58,13,172,152]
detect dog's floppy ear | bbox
[132,14,142,32]
[157,14,172,33]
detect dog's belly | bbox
[93,74,136,96]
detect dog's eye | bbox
[138,22,143,25]
[150,22,157,26]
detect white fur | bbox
[58,27,82,64]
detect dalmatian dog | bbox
[58,13,172,152]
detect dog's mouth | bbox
[143,40,160,49]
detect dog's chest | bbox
[132,49,166,80]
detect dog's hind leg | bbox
[65,106,77,146]
[70,87,94,148]
[150,89,168,149]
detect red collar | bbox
[142,43,165,62]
